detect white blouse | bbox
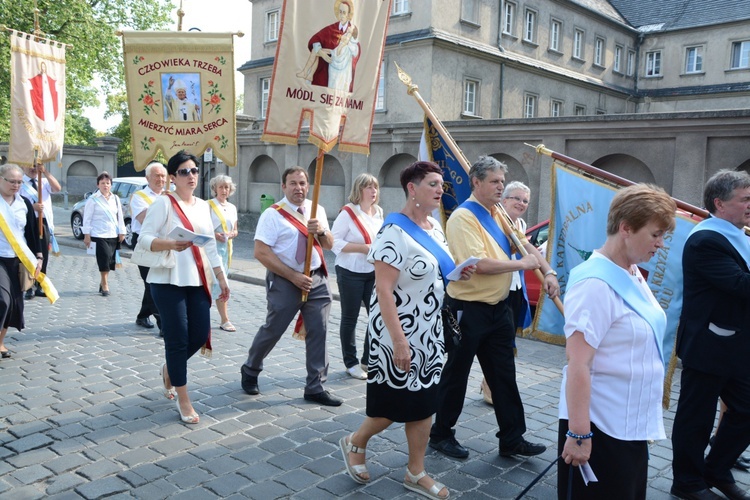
[139,195,223,287]
[558,252,666,441]
[0,194,29,258]
[209,198,238,234]
[331,204,383,274]
[82,192,126,238]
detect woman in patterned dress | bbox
[339,161,474,500]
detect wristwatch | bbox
[544,269,558,277]
[318,228,328,237]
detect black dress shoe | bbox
[136,317,155,329]
[241,372,259,395]
[303,390,342,406]
[670,486,722,500]
[706,479,750,500]
[429,436,469,459]
[499,438,546,457]
[34,287,46,297]
[24,289,34,300]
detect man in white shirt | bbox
[21,162,61,299]
[240,167,342,407]
[130,162,168,334]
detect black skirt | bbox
[0,257,25,330]
[92,237,119,271]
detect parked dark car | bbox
[70,177,147,249]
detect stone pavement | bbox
[0,208,747,499]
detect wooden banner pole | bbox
[301,149,326,302]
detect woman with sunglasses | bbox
[82,171,126,296]
[0,164,42,359]
[139,151,229,424]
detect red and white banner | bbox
[9,31,67,166]
[262,0,391,154]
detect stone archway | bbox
[490,153,528,186]
[248,155,281,212]
[593,154,656,184]
[737,158,750,176]
[377,153,417,215]
[67,160,98,196]
[308,154,345,219]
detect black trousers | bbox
[672,365,750,492]
[431,296,526,448]
[334,265,374,368]
[132,233,161,327]
[557,420,648,499]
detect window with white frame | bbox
[260,77,271,119]
[594,37,605,66]
[392,0,409,15]
[574,104,586,116]
[685,46,703,74]
[461,0,479,25]
[523,9,537,43]
[573,29,584,59]
[524,94,537,118]
[627,49,636,76]
[730,40,750,69]
[614,45,623,73]
[646,51,662,76]
[551,100,562,117]
[265,10,280,42]
[463,79,478,115]
[503,1,515,35]
[550,20,561,52]
[376,61,386,110]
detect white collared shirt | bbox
[254,196,329,272]
[82,192,126,238]
[130,186,162,234]
[21,175,54,230]
[331,204,383,273]
[0,194,29,258]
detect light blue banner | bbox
[534,161,698,376]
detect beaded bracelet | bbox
[566,430,594,446]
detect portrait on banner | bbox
[161,73,202,122]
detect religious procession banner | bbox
[8,30,67,166]
[533,160,699,405]
[121,31,236,170]
[261,0,391,154]
[418,116,472,223]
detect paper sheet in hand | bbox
[87,242,96,255]
[167,227,212,247]
[580,463,598,485]
[446,257,480,281]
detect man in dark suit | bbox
[671,170,750,500]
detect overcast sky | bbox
[84,0,253,132]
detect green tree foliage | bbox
[0,0,174,145]
[105,92,132,159]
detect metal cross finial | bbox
[177,0,185,31]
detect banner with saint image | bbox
[261,0,391,154]
[121,31,236,170]
[8,30,67,166]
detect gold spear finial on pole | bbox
[394,62,420,96]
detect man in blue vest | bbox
[429,156,559,459]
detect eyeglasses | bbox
[176,167,199,177]
[2,178,23,186]
[506,196,529,205]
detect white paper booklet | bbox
[446,256,480,281]
[167,227,212,247]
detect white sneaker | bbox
[346,365,367,380]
